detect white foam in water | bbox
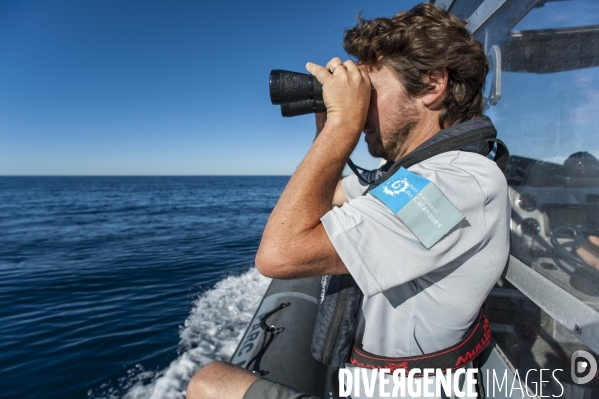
[92,267,271,399]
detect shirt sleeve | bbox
[322,156,493,298]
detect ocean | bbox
[0,176,288,399]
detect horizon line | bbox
[0,174,293,177]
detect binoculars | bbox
[269,70,326,117]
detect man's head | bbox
[343,3,488,160]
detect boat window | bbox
[473,0,599,394]
[475,0,599,306]
[512,0,599,30]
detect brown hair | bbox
[343,3,488,128]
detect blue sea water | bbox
[0,176,287,399]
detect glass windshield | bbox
[475,0,599,394]
[476,0,599,305]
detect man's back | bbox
[325,149,509,357]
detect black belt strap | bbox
[348,308,491,377]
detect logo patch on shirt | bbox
[370,167,464,248]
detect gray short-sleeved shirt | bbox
[322,150,510,358]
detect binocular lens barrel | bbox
[281,100,326,117]
[269,70,323,104]
[269,70,325,117]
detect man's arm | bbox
[255,58,370,279]
[332,179,349,207]
[316,113,350,208]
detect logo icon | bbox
[571,350,597,384]
[382,178,414,197]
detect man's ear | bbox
[421,68,448,107]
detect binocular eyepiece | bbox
[269,70,326,117]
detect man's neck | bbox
[393,114,442,161]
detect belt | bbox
[348,308,491,378]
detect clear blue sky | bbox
[0,0,423,176]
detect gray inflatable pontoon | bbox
[230,277,330,397]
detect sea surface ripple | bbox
[0,176,287,399]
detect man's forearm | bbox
[255,58,370,278]
[270,121,359,232]
[332,179,349,207]
[255,121,360,277]
[316,114,349,208]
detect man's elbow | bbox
[255,244,293,279]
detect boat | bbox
[230,0,599,397]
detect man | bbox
[188,3,509,398]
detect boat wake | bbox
[90,267,271,399]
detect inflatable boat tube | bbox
[230,276,329,397]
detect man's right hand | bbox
[306,57,371,138]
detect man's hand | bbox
[307,58,371,137]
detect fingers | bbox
[306,58,350,85]
[326,58,362,77]
[306,62,332,85]
[326,57,345,73]
[306,58,363,83]
[305,57,370,133]
[342,59,360,73]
